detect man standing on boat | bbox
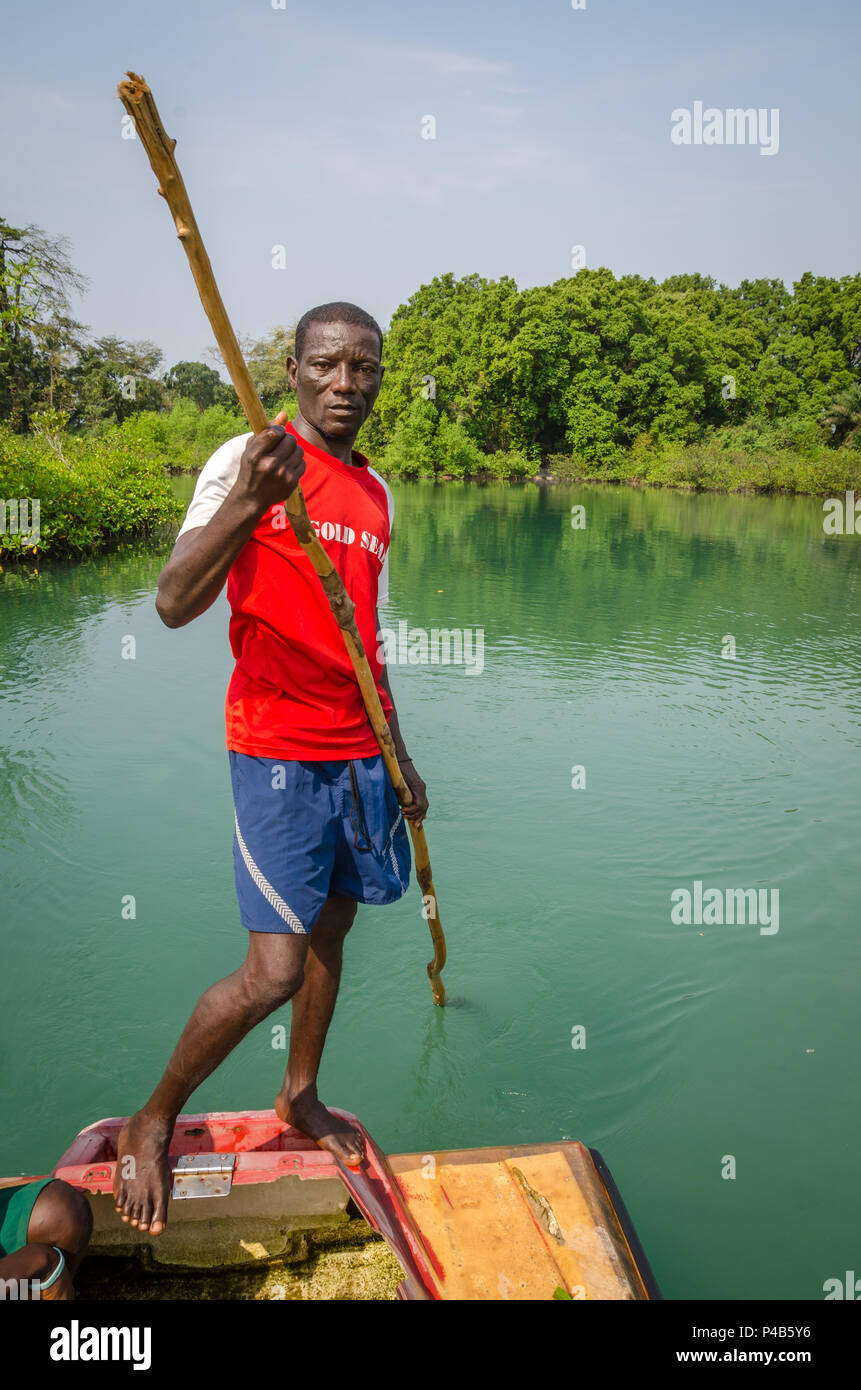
[113,303,427,1237]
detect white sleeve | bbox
[369,468,395,605]
[176,432,252,538]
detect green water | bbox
[1,479,859,1300]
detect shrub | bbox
[194,404,248,459]
[117,410,170,456]
[483,448,534,479]
[162,398,201,454]
[0,424,181,559]
[380,398,439,476]
[435,416,486,477]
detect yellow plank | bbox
[395,1147,641,1301]
[508,1151,634,1300]
[397,1158,564,1300]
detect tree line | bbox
[363,268,861,471]
[2,214,860,487]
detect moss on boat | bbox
[75,1216,403,1300]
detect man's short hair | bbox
[294,302,384,362]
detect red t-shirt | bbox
[178,422,393,759]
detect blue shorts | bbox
[229,753,411,934]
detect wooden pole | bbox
[117,72,446,1004]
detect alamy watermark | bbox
[823,1271,861,1299]
[0,1276,43,1300]
[823,491,861,535]
[0,497,40,547]
[49,1321,152,1369]
[377,621,485,675]
[671,102,779,157]
[671,880,779,935]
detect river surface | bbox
[1,478,859,1299]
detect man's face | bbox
[287,321,383,442]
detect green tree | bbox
[375,272,521,452]
[822,385,861,448]
[206,325,296,416]
[436,414,486,477]
[72,336,165,428]
[164,360,236,410]
[33,312,88,413]
[0,218,88,429]
[381,397,439,476]
[247,325,296,412]
[194,403,248,457]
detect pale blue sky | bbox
[1,0,857,369]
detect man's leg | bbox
[113,932,307,1235]
[274,893,363,1165]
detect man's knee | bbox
[28,1180,93,1255]
[241,938,307,1010]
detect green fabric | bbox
[0,1178,55,1257]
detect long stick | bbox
[117,72,446,1004]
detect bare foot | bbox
[275,1086,364,1167]
[113,1111,173,1235]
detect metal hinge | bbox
[171,1152,236,1199]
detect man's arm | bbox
[156,414,305,628]
[0,1243,75,1300]
[377,613,429,827]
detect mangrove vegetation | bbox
[1,215,860,557]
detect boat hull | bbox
[3,1110,659,1300]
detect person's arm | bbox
[156,413,305,629]
[0,1242,75,1300]
[377,613,428,827]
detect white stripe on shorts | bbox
[234,811,308,933]
[384,809,407,892]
